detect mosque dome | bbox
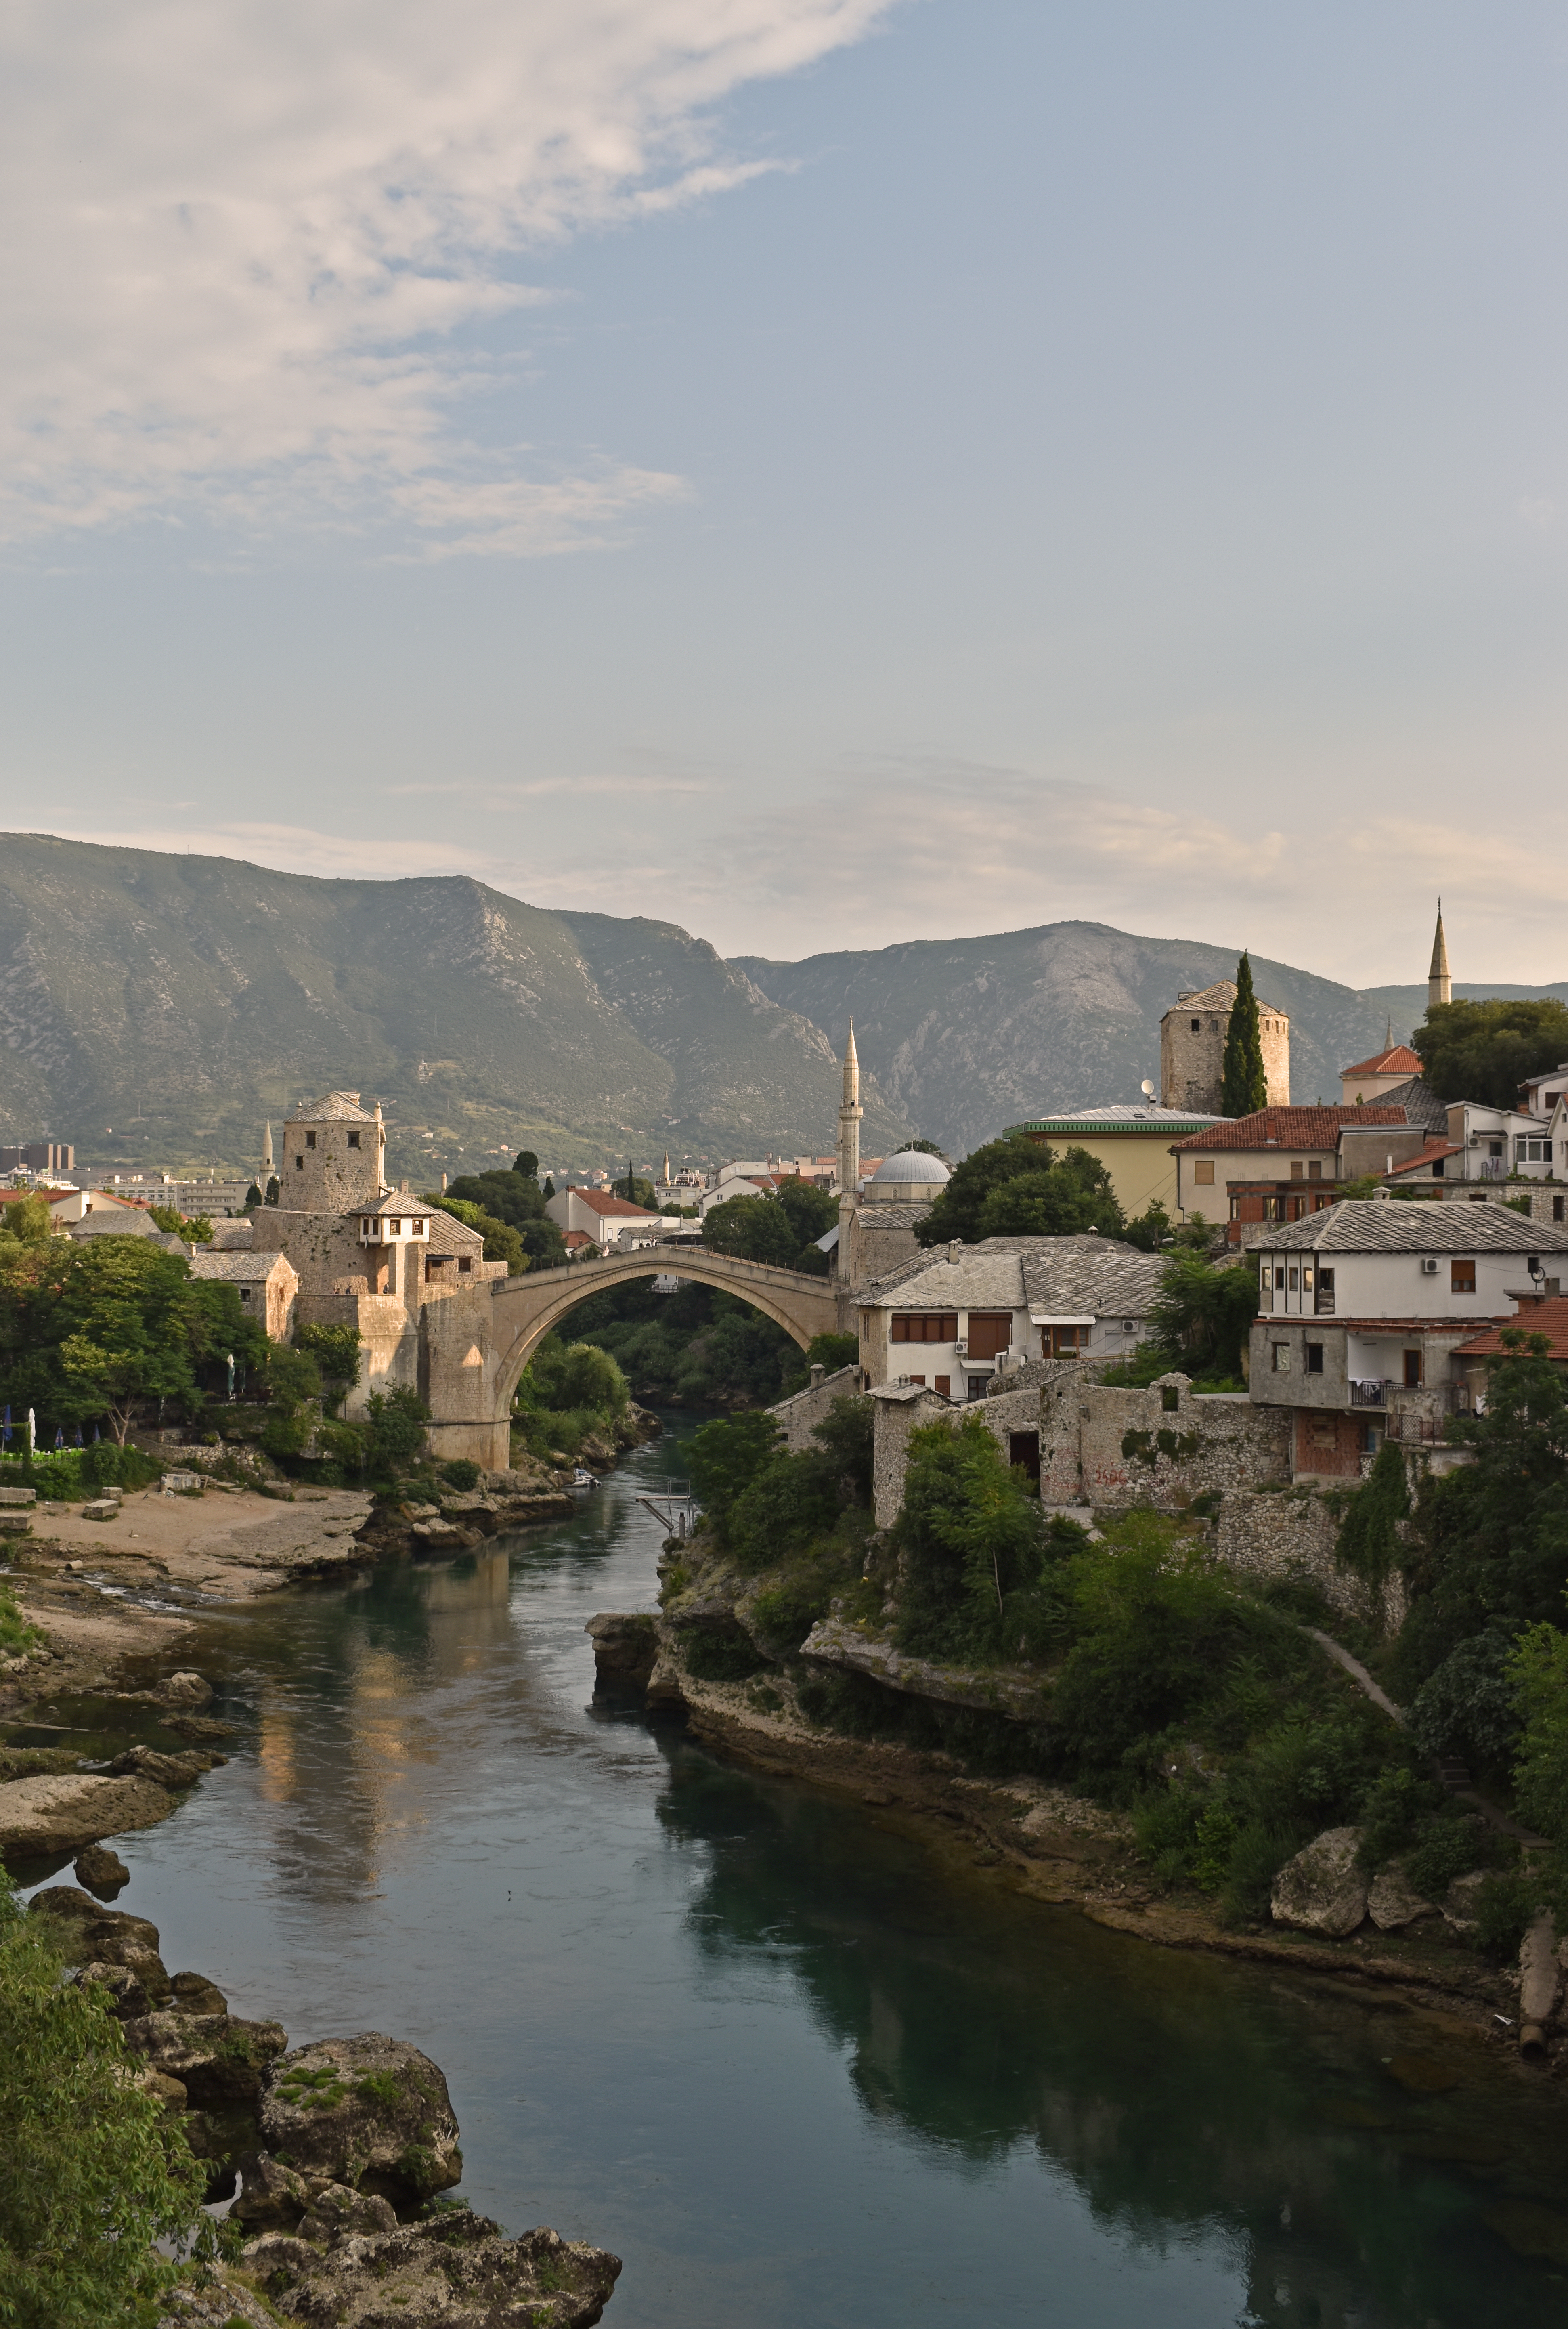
[864,1149,950,1202]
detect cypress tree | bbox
[1220,952,1268,1116]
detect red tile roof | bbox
[1455,1297,1568,1361]
[1385,1141,1463,1177]
[1341,1045,1423,1079]
[570,1189,660,1219]
[1172,1106,1408,1153]
[563,1230,596,1250]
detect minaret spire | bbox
[262,1119,274,1175]
[1428,900,1451,1010]
[837,1019,862,1204]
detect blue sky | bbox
[2,0,1566,987]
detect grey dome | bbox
[867,1149,950,1188]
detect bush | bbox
[0,1872,210,2325]
[1335,1442,1409,1588]
[679,1624,767,1682]
[685,1412,783,1540]
[1407,1630,1522,1775]
[365,1387,430,1476]
[894,1413,1050,1664]
[296,1324,363,1397]
[439,1458,481,1492]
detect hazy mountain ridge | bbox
[0,836,907,1175]
[734,923,1568,1155]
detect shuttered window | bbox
[966,1312,1014,1360]
[891,1312,958,1343]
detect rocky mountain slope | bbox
[0,835,907,1177]
[734,923,1568,1155]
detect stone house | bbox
[1247,1198,1568,1479]
[188,1248,300,1343]
[855,1234,1166,1399]
[1159,980,1289,1112]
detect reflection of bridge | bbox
[422,1248,849,1469]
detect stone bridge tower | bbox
[279,1091,386,1210]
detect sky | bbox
[2,0,1567,989]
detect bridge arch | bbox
[423,1247,847,1469]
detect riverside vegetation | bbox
[642,1328,1568,1983]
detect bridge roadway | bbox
[421,1245,849,1470]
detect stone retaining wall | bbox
[1214,1487,1404,1630]
[767,1365,860,1455]
[1039,1371,1291,1510]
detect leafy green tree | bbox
[915,1134,1123,1246]
[526,1337,628,1415]
[295,1323,362,1408]
[1390,1331,1568,1698]
[1145,1250,1260,1383]
[1122,1199,1174,1252]
[365,1385,430,1473]
[1412,997,1568,1109]
[0,1874,209,2326]
[264,1175,280,1206]
[1511,1622,1568,1867]
[514,1151,539,1180]
[976,1146,1125,1239]
[244,1181,263,1209]
[611,1173,658,1208]
[895,1414,1049,1662]
[1220,952,1268,1117]
[148,1205,213,1244]
[774,1176,838,1251]
[0,1196,52,1248]
[905,1139,947,1157]
[441,1170,565,1267]
[702,1194,799,1267]
[725,1397,874,1572]
[685,1411,783,1540]
[1335,1440,1409,1586]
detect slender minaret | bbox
[262,1120,274,1182]
[662,1149,671,1189]
[837,1021,862,1203]
[1428,901,1452,1010]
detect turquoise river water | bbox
[21,1420,1568,2328]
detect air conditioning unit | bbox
[1420,1257,1440,1275]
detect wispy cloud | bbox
[0,1,895,556]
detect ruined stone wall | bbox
[871,1389,952,1528]
[1214,1487,1404,1630]
[767,1366,860,1454]
[1038,1372,1291,1509]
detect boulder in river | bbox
[241,2208,622,2327]
[0,1772,178,1859]
[74,1842,130,1895]
[259,2033,463,2205]
[107,1743,226,1789]
[30,1884,174,2002]
[585,1612,658,1686]
[156,1671,216,1706]
[1270,1827,1368,1938]
[123,2010,289,2106]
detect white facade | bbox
[1255,1240,1553,1322]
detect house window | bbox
[348,1131,361,1149]
[1045,1325,1086,1355]
[1451,1259,1476,1294]
[1193,1159,1215,1185]
[891,1312,958,1343]
[934,1375,951,1397]
[1556,1197,1565,1223]
[1274,1267,1285,1290]
[1306,1342,1323,1374]
[1290,1161,1303,1181]
[1404,1349,1423,1389]
[458,1257,472,1273]
[966,1312,1014,1360]
[1432,1157,1445,1177]
[412,1219,425,1234]
[295,1155,304,1170]
[1272,1343,1290,1372]
[1191,1018,1201,1032]
[908,1374,926,1389]
[1308,1160,1321,1181]
[1288,1268,1299,1291]
[305,1131,316,1149]
[386,1220,401,1236]
[1490,1141,1503,1157]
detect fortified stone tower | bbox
[279,1091,386,1211]
[1428,901,1451,1009]
[1159,981,1289,1114]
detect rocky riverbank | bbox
[25,1872,621,2326]
[587,1550,1562,2063]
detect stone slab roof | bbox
[856,1202,934,1228]
[189,1250,295,1282]
[1252,1200,1568,1255]
[287,1092,375,1123]
[1172,1106,1409,1153]
[1170,979,1285,1016]
[1373,1076,1448,1136]
[861,1233,1158,1315]
[1021,1240,1166,1321]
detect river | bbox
[29,1421,1568,2327]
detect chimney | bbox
[809,1363,825,1389]
[948,1240,961,1265]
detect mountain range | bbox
[1,833,1562,1174]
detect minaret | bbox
[262,1120,274,1181]
[837,1021,862,1202]
[1428,901,1452,1010]
[662,1150,671,1189]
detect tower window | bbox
[305,1131,316,1149]
[1191,1018,1200,1032]
[348,1131,361,1149]
[295,1155,304,1170]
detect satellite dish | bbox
[1140,1079,1156,1100]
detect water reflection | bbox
[66,1430,1568,2329]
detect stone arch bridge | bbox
[422,1248,849,1470]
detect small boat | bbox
[572,1467,599,1489]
